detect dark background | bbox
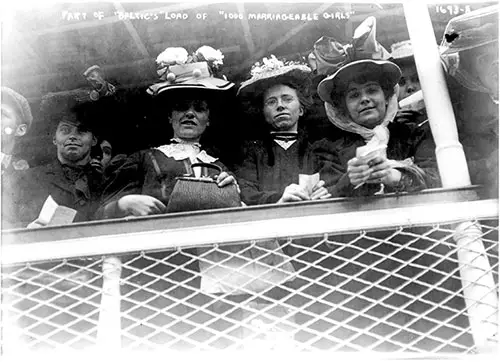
[1,2,495,167]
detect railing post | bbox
[454,221,498,352]
[97,256,122,350]
[403,3,498,353]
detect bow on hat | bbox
[311,16,391,75]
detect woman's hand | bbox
[278,184,310,203]
[347,157,372,187]
[310,180,332,200]
[216,172,240,193]
[216,172,235,187]
[366,156,402,187]
[117,195,167,216]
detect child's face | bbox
[397,64,421,101]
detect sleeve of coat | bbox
[386,121,441,193]
[1,169,48,228]
[95,151,145,219]
[234,142,282,205]
[311,138,344,191]
[1,172,24,228]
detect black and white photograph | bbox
[0,0,498,358]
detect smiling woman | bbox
[312,16,441,197]
[344,81,389,129]
[97,45,238,220]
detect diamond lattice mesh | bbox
[2,219,498,352]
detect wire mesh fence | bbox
[1,218,498,353]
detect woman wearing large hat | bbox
[312,16,440,197]
[300,17,469,352]
[98,45,238,218]
[94,45,244,348]
[235,55,330,205]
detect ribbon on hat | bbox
[312,16,391,75]
[160,63,211,83]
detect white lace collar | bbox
[155,139,218,163]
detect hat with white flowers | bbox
[237,55,312,99]
[147,46,234,96]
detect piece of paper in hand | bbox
[399,90,425,112]
[299,173,320,197]
[356,144,388,163]
[356,125,389,162]
[38,195,77,226]
[354,125,389,189]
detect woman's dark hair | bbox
[330,72,396,114]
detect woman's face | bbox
[169,99,210,142]
[263,84,303,132]
[344,81,387,129]
[398,64,421,101]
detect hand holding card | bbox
[299,173,320,197]
[29,195,77,228]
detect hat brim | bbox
[440,38,497,55]
[147,78,234,96]
[40,90,100,132]
[317,59,402,105]
[237,65,311,98]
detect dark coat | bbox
[234,134,320,205]
[448,79,498,198]
[1,161,103,229]
[313,115,441,197]
[99,148,231,219]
